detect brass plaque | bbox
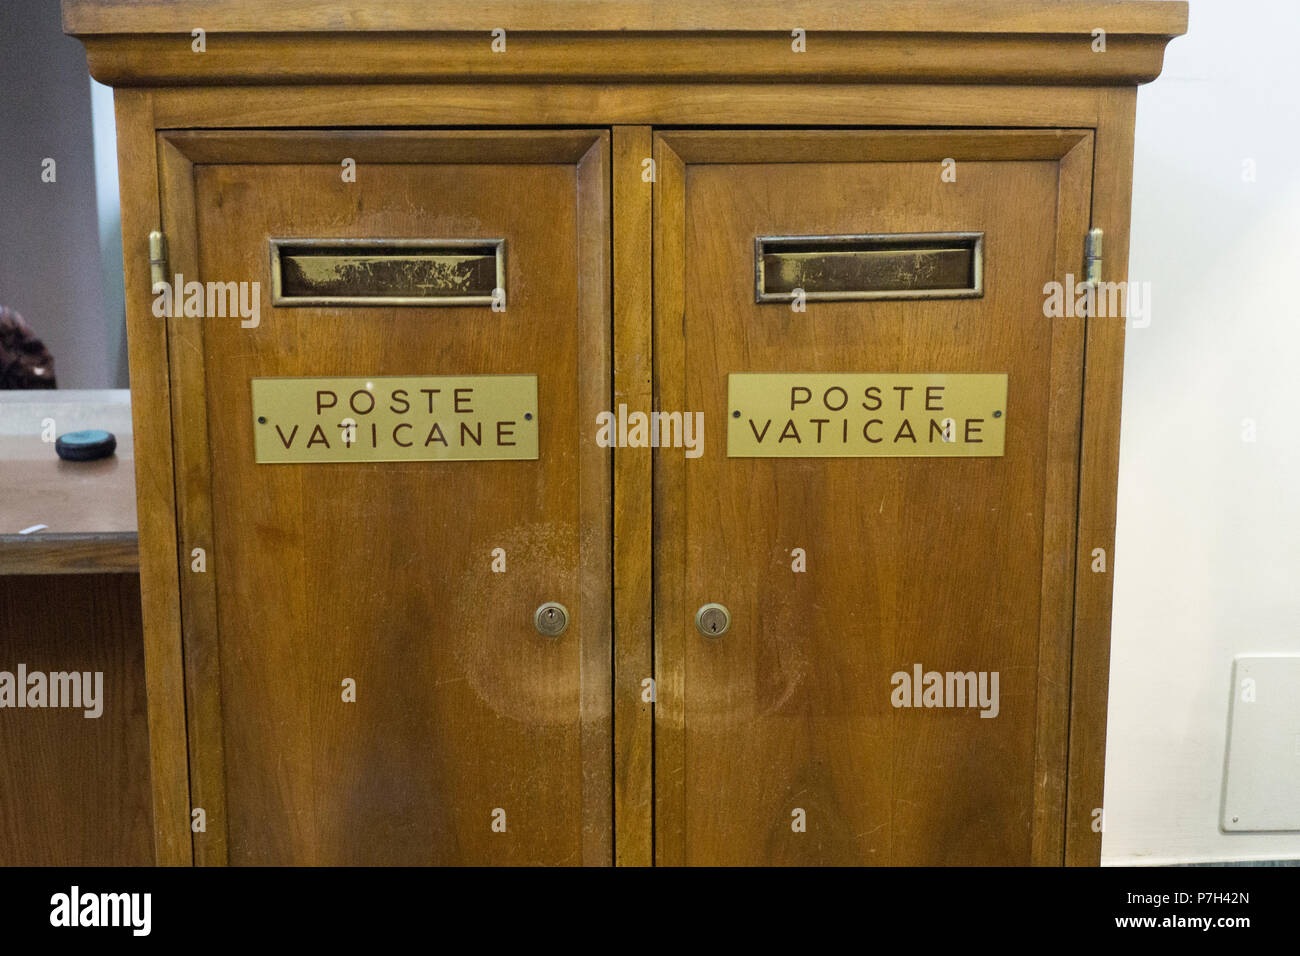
[251,375,538,464]
[727,373,1006,458]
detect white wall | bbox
[1104,0,1300,864]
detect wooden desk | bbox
[0,390,153,864]
[0,390,138,573]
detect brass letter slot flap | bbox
[271,238,505,307]
[756,233,983,303]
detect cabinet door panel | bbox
[161,130,610,865]
[653,130,1093,866]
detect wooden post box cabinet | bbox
[64,0,1188,866]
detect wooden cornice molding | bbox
[64,1,1189,87]
[63,1,1190,35]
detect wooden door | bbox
[159,130,610,865]
[653,130,1094,865]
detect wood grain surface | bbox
[63,0,1189,35]
[612,126,655,866]
[162,130,611,865]
[654,130,1092,865]
[0,573,152,865]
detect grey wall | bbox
[0,0,124,389]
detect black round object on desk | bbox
[55,429,117,462]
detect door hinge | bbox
[1084,227,1103,286]
[148,230,168,290]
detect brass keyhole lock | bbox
[695,603,731,638]
[534,602,570,637]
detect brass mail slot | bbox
[270,238,505,306]
[755,233,983,303]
